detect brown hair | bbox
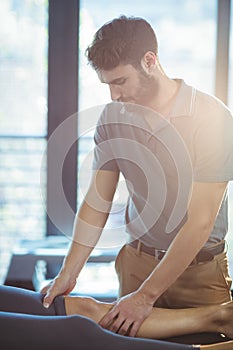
[86,15,159,71]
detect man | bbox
[42,16,233,337]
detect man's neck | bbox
[149,75,180,117]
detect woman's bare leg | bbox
[201,342,233,350]
[65,296,233,341]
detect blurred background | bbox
[0,0,232,299]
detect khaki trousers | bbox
[115,244,232,308]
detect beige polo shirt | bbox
[93,80,233,249]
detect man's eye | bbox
[116,79,126,85]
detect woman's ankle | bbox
[64,295,111,323]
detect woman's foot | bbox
[200,340,233,350]
[64,295,112,323]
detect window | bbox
[0,0,48,281]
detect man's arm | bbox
[139,181,228,299]
[41,169,119,307]
[100,181,228,336]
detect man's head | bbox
[86,16,162,105]
[86,15,159,71]
[86,16,162,106]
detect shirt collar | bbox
[169,79,196,118]
[115,80,196,135]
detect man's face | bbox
[97,64,157,106]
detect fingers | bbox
[99,309,118,328]
[40,285,48,294]
[117,319,134,336]
[99,310,139,337]
[41,282,60,308]
[42,288,56,308]
[108,316,125,334]
[103,317,139,337]
[127,321,140,337]
[40,275,76,309]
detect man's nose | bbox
[109,84,121,101]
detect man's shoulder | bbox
[99,102,126,122]
[194,87,232,119]
[98,102,148,132]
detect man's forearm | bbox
[61,200,110,279]
[60,240,94,280]
[59,169,118,280]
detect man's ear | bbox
[140,51,157,73]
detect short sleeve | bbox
[193,101,233,182]
[92,112,119,172]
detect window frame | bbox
[46,0,79,236]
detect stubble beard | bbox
[130,70,158,108]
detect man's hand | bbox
[40,273,77,308]
[99,290,154,337]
